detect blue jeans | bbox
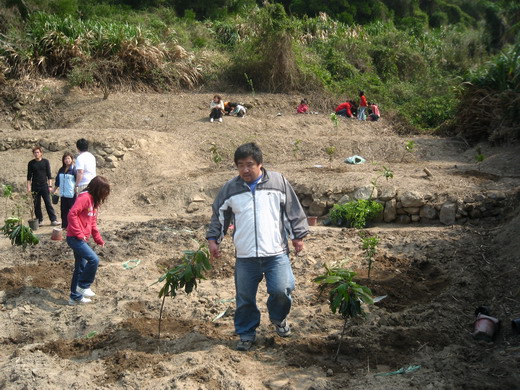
[234,254,295,341]
[67,236,99,301]
[358,106,366,121]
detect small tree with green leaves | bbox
[325,146,336,168]
[152,243,212,338]
[2,184,13,218]
[314,264,373,361]
[209,143,223,166]
[370,166,394,199]
[330,113,339,127]
[360,232,379,279]
[400,140,416,162]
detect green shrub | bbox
[329,200,383,228]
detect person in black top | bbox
[26,146,59,226]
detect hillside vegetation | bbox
[0,0,519,139]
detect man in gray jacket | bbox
[207,142,309,351]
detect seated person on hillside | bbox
[210,95,224,123]
[335,101,353,118]
[368,102,380,121]
[296,99,309,114]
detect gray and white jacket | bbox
[206,169,309,258]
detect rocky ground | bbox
[0,81,519,389]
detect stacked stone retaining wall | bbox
[295,184,513,226]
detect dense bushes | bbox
[450,42,520,144]
[0,0,517,131]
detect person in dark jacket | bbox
[26,146,59,226]
[207,142,309,351]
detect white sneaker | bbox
[210,118,214,123]
[68,297,92,305]
[76,287,96,297]
[218,118,223,123]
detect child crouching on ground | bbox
[297,99,309,114]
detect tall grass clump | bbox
[0,12,202,90]
[226,4,312,92]
[450,42,520,144]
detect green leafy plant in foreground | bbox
[314,264,373,361]
[329,200,383,228]
[152,243,212,338]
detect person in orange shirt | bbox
[358,90,368,121]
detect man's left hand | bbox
[292,238,304,254]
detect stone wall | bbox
[294,184,512,225]
[0,136,139,169]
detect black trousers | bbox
[60,196,76,229]
[210,108,223,119]
[33,187,57,223]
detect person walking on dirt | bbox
[26,146,59,226]
[75,138,96,193]
[53,152,77,230]
[207,142,309,351]
[67,176,110,305]
[209,95,224,123]
[358,90,368,121]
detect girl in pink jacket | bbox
[67,176,110,305]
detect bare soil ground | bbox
[0,81,519,389]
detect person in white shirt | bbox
[209,95,224,123]
[75,138,96,192]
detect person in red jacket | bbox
[335,101,353,118]
[66,176,110,305]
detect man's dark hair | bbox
[76,138,89,152]
[234,142,263,165]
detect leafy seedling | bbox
[360,232,379,279]
[314,264,373,361]
[292,139,303,159]
[330,113,339,127]
[369,166,394,199]
[401,140,416,162]
[475,147,485,163]
[209,143,223,166]
[325,146,336,168]
[152,242,212,338]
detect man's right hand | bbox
[208,240,221,259]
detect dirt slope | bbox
[0,83,519,389]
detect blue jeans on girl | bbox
[67,236,99,301]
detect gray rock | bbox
[309,200,327,217]
[95,148,107,157]
[400,191,425,207]
[104,155,116,162]
[337,194,351,205]
[420,205,437,219]
[186,202,200,213]
[301,196,313,207]
[113,150,125,158]
[104,147,114,154]
[397,215,411,224]
[469,209,481,219]
[351,186,373,200]
[397,208,408,215]
[440,202,456,225]
[379,186,396,201]
[411,215,421,222]
[403,207,420,215]
[384,199,397,222]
